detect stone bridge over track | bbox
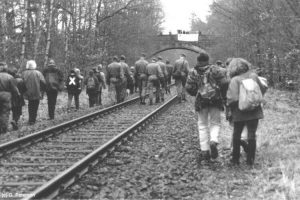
[147,33,216,58]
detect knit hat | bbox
[197,52,209,63]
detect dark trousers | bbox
[12,106,22,123]
[88,93,97,107]
[46,90,58,119]
[68,92,79,109]
[167,75,172,85]
[232,119,259,163]
[28,100,40,123]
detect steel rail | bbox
[23,95,177,200]
[0,97,140,156]
[0,83,174,156]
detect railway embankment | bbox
[59,89,300,199]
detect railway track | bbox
[0,89,177,200]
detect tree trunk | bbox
[33,0,43,60]
[44,0,54,68]
[20,0,30,69]
[0,6,4,61]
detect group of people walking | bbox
[186,52,267,166]
[0,59,104,133]
[1,51,266,167]
[0,53,184,134]
[133,53,189,105]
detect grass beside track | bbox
[249,89,300,199]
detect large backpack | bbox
[86,77,96,90]
[238,78,263,111]
[196,67,222,102]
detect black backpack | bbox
[67,75,79,91]
[196,66,222,102]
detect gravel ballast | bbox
[59,96,259,199]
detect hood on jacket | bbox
[227,58,251,78]
[48,59,56,67]
[26,60,37,70]
[194,63,210,73]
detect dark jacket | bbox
[186,64,228,111]
[226,58,264,122]
[12,76,26,108]
[84,75,99,94]
[66,72,81,94]
[43,66,64,92]
[0,72,19,96]
[0,72,20,109]
[93,70,105,91]
[166,64,173,78]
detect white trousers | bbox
[197,106,221,151]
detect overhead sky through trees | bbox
[160,0,213,34]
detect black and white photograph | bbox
[0,0,299,199]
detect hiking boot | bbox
[210,141,218,159]
[231,139,241,165]
[0,127,7,134]
[229,158,240,166]
[155,98,160,104]
[246,139,256,166]
[240,139,248,154]
[149,99,153,105]
[11,121,18,130]
[177,96,182,103]
[200,150,211,161]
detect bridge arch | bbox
[147,43,206,59]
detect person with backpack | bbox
[157,56,168,102]
[146,58,163,105]
[84,70,99,107]
[92,66,105,106]
[66,69,81,111]
[97,64,107,106]
[226,58,267,166]
[42,59,64,120]
[8,67,26,130]
[0,62,20,134]
[106,56,124,104]
[173,54,189,103]
[134,53,149,104]
[186,52,228,163]
[119,55,131,102]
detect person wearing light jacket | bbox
[134,53,149,104]
[173,54,189,102]
[146,58,163,105]
[22,60,46,125]
[226,58,267,166]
